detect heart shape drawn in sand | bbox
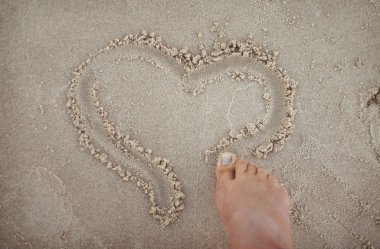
[66,31,297,226]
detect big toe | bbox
[216,152,237,182]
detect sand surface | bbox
[1,0,380,248]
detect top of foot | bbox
[214,152,293,249]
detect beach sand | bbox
[1,0,379,248]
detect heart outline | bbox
[66,31,297,226]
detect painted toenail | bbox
[219,152,234,166]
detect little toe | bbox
[256,167,268,180]
[235,160,249,176]
[267,174,280,186]
[216,152,237,182]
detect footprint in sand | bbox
[66,31,297,226]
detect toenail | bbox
[219,152,235,166]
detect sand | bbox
[1,0,379,248]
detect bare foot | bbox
[214,152,293,249]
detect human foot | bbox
[214,152,293,249]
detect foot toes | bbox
[268,174,279,186]
[235,159,249,176]
[256,167,268,179]
[247,163,258,174]
[216,152,237,181]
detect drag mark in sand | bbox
[360,86,380,163]
[66,31,297,225]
